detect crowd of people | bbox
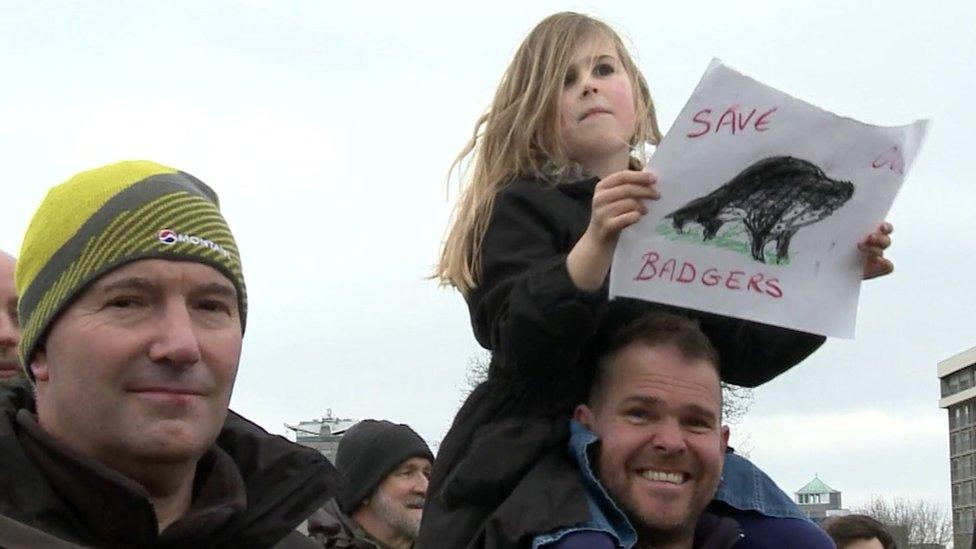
[0,10,926,549]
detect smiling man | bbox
[310,419,433,548]
[535,313,737,549]
[0,161,336,548]
[533,312,833,549]
[0,250,21,385]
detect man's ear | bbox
[720,425,730,453]
[30,346,49,382]
[573,404,595,429]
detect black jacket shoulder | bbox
[0,381,337,548]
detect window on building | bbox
[954,482,975,508]
[952,455,974,480]
[946,369,976,397]
[962,507,975,534]
[951,431,970,456]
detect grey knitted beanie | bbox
[335,420,433,514]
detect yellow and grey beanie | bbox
[15,160,247,374]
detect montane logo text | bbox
[157,229,230,258]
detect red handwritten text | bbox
[871,145,904,174]
[633,251,783,298]
[687,105,778,139]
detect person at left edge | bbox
[0,249,23,386]
[0,161,338,548]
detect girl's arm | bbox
[468,172,658,387]
[468,180,607,383]
[566,171,658,291]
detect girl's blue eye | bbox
[564,69,578,88]
[595,63,615,76]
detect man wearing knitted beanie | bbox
[309,419,433,549]
[0,161,337,548]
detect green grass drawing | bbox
[654,222,791,266]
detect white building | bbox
[796,475,845,521]
[939,345,976,549]
[285,409,358,463]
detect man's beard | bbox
[371,490,423,541]
[622,496,701,546]
[0,348,24,386]
[599,460,710,546]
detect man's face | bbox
[369,456,431,540]
[32,259,242,468]
[0,252,21,384]
[575,343,728,542]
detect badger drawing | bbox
[665,156,854,263]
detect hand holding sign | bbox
[567,171,659,292]
[860,221,894,280]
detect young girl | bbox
[421,12,892,548]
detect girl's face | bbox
[558,34,637,175]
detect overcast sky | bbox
[1,0,971,515]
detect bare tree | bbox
[720,382,754,427]
[854,496,952,546]
[463,353,754,427]
[463,351,490,395]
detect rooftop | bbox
[796,475,840,495]
[285,409,358,440]
[939,344,976,378]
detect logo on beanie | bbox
[157,229,178,245]
[157,229,230,257]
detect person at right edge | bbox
[421,11,895,549]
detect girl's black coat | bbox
[417,177,825,548]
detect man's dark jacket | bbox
[0,380,338,548]
[417,176,825,548]
[307,498,392,549]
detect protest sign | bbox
[609,59,928,337]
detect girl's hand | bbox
[587,171,660,245]
[859,221,894,280]
[567,171,659,291]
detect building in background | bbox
[285,409,358,463]
[796,475,846,521]
[939,345,976,549]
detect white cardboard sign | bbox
[609,59,928,338]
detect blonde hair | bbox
[435,12,664,294]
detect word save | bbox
[686,105,778,138]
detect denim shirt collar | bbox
[713,451,808,521]
[531,420,638,549]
